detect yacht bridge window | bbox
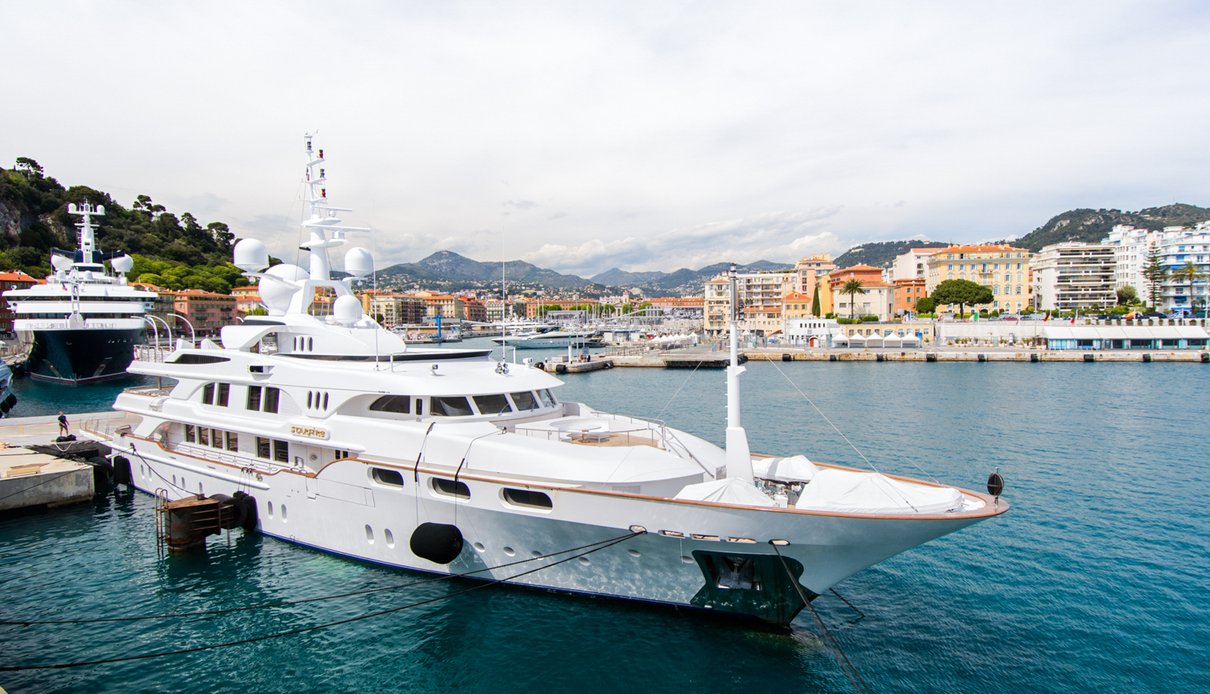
[510,391,538,410]
[473,394,512,415]
[431,396,473,417]
[370,395,411,414]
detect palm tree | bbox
[840,279,865,320]
[1173,261,1206,316]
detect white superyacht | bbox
[98,136,1007,625]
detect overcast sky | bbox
[4,1,1209,277]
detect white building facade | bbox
[1030,242,1117,311]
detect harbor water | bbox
[1,342,1207,692]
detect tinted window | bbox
[503,488,552,509]
[256,437,270,458]
[473,394,512,415]
[510,391,538,410]
[537,389,557,408]
[184,424,196,442]
[264,387,280,414]
[203,383,215,404]
[217,383,230,407]
[273,439,288,463]
[431,396,473,417]
[371,468,404,487]
[432,478,470,498]
[247,386,262,411]
[370,395,411,414]
[225,431,238,452]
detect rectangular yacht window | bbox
[185,424,196,443]
[473,394,512,415]
[370,395,410,414]
[256,437,270,459]
[272,439,289,463]
[431,396,473,417]
[537,389,557,408]
[226,431,238,452]
[247,386,262,411]
[264,387,280,414]
[199,428,210,446]
[211,429,223,448]
[217,383,229,407]
[509,391,538,410]
[203,383,215,404]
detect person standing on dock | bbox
[58,411,69,435]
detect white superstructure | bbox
[97,136,1007,625]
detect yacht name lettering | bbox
[291,425,329,439]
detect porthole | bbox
[628,549,641,558]
[503,546,516,557]
[267,501,274,518]
[681,555,693,564]
[281,504,288,521]
[502,488,552,510]
[531,550,543,559]
[473,542,486,552]
[578,556,591,566]
[364,524,375,543]
[384,529,395,548]
[431,477,470,499]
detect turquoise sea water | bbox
[1,343,1208,692]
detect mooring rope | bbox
[769,541,871,694]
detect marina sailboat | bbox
[96,136,1007,625]
[4,204,155,384]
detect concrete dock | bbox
[0,411,139,513]
[601,346,1210,366]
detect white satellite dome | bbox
[259,263,307,315]
[110,254,134,273]
[51,255,74,273]
[344,247,373,278]
[333,294,363,325]
[233,238,270,272]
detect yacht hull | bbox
[109,436,992,625]
[23,327,142,384]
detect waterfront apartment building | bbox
[1105,224,1155,301]
[702,270,797,335]
[828,265,893,321]
[893,278,927,316]
[1030,242,1117,311]
[362,291,427,327]
[782,291,815,320]
[1155,223,1210,316]
[892,247,942,281]
[232,285,262,317]
[794,255,836,298]
[1105,222,1210,315]
[170,289,237,337]
[927,245,1032,313]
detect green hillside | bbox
[0,158,245,292]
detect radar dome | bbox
[234,239,270,272]
[333,294,363,325]
[51,255,74,273]
[110,254,134,273]
[259,263,307,315]
[344,247,373,278]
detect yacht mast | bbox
[725,263,754,483]
[68,202,103,264]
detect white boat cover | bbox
[675,477,778,507]
[752,455,818,482]
[795,468,964,514]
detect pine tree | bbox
[1142,244,1167,310]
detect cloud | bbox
[3,1,1208,277]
